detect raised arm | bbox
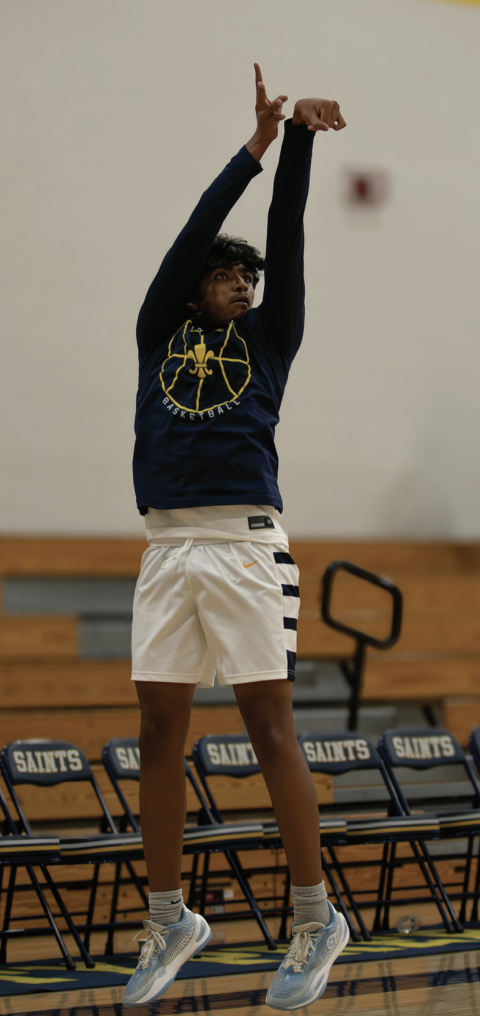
[137,64,288,356]
[258,94,346,364]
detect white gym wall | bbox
[1,0,479,537]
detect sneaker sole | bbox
[123,917,211,1008]
[266,914,350,1011]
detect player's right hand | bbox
[246,63,288,161]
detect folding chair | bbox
[192,733,349,941]
[0,738,148,963]
[297,730,463,936]
[0,787,71,966]
[103,737,276,949]
[0,749,97,967]
[379,727,480,929]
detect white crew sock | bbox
[149,889,183,927]
[292,881,330,928]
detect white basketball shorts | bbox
[131,541,299,687]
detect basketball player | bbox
[123,65,348,1010]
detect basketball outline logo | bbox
[160,320,251,414]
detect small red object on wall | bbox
[343,168,389,206]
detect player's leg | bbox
[123,680,211,1009]
[233,678,322,885]
[124,543,212,1008]
[136,680,195,891]
[234,678,349,1011]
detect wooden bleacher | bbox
[0,536,479,774]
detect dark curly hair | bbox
[202,233,265,287]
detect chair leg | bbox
[459,836,474,924]
[278,867,291,941]
[198,852,210,917]
[188,853,200,910]
[470,838,480,922]
[327,844,371,941]
[40,864,96,967]
[381,841,397,930]
[321,850,361,943]
[411,842,461,933]
[373,841,390,932]
[224,850,277,950]
[105,862,122,956]
[27,865,77,970]
[85,863,100,953]
[125,859,149,910]
[0,866,17,964]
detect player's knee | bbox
[247,714,296,765]
[139,704,188,759]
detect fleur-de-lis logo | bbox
[187,339,214,379]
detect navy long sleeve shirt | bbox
[133,120,314,514]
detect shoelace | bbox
[160,537,194,571]
[282,925,323,974]
[133,925,168,969]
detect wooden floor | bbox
[1,948,479,1015]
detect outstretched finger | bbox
[254,61,269,108]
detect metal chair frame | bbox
[0,738,149,963]
[0,788,78,967]
[298,730,462,935]
[379,726,480,930]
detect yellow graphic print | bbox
[187,339,214,378]
[160,320,251,414]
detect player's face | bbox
[188,263,255,330]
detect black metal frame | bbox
[0,788,78,967]
[297,730,461,936]
[378,727,480,930]
[321,560,403,730]
[0,739,149,965]
[102,737,278,950]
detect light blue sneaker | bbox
[123,906,211,1008]
[266,901,349,1010]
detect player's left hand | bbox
[292,98,346,132]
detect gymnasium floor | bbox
[2,908,479,1016]
[1,949,479,1016]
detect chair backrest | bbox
[193,733,336,819]
[3,739,92,785]
[378,727,480,814]
[299,732,381,774]
[102,738,213,832]
[103,738,140,781]
[1,739,116,836]
[194,734,260,777]
[103,738,141,832]
[193,734,273,822]
[298,730,399,814]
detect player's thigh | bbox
[132,545,206,678]
[136,679,196,747]
[194,542,300,681]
